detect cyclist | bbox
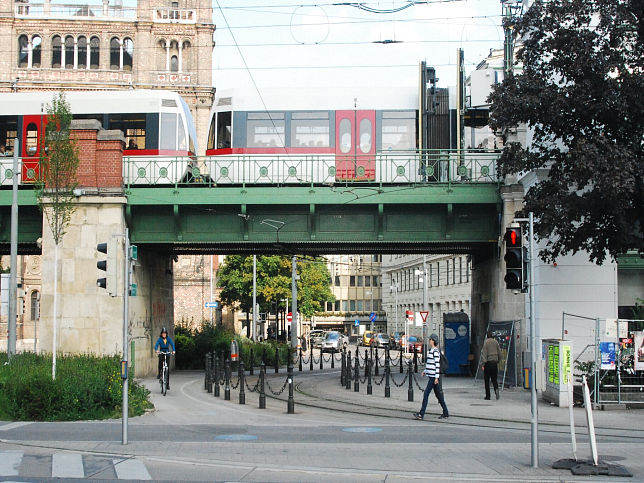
[154,327,176,389]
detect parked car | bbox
[372,333,390,348]
[320,331,348,352]
[406,335,423,353]
[309,330,326,348]
[360,331,375,347]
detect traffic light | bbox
[97,238,118,296]
[503,226,524,291]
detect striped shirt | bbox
[423,348,441,379]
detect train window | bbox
[359,118,372,153]
[109,114,146,150]
[26,123,38,156]
[217,112,231,148]
[291,112,330,148]
[52,35,62,68]
[339,118,351,154]
[247,112,285,148]
[207,115,216,150]
[381,111,416,151]
[160,113,177,150]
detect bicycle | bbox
[158,351,171,396]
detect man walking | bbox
[413,333,449,420]
[481,331,502,400]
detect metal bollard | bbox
[413,349,418,373]
[239,359,246,405]
[206,352,212,393]
[407,361,414,402]
[287,362,295,414]
[375,347,379,376]
[320,349,324,370]
[385,353,391,398]
[367,358,373,395]
[346,351,352,390]
[310,346,314,371]
[299,346,303,372]
[204,353,210,391]
[370,344,373,363]
[364,348,369,379]
[331,348,335,369]
[214,353,220,398]
[262,348,267,366]
[354,351,360,392]
[274,348,279,373]
[249,348,254,376]
[259,362,266,409]
[400,349,404,373]
[224,356,231,401]
[341,348,346,386]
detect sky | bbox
[210,0,506,92]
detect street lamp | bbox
[389,280,399,338]
[415,255,428,359]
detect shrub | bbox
[0,352,152,421]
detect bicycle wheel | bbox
[161,366,167,396]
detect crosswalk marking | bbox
[0,422,31,432]
[0,450,23,476]
[113,458,152,480]
[52,453,85,478]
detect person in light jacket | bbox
[481,331,502,400]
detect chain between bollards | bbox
[407,360,414,402]
[259,362,266,409]
[287,362,295,414]
[239,359,246,405]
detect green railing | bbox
[123,149,500,188]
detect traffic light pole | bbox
[122,227,130,445]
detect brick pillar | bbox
[70,119,124,189]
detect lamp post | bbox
[390,280,399,339]
[415,255,428,360]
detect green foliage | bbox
[489,0,643,264]
[217,255,334,321]
[0,353,152,421]
[36,91,80,245]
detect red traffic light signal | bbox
[504,227,521,247]
[504,227,524,291]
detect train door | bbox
[21,115,46,183]
[335,110,375,180]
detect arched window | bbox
[52,35,62,68]
[18,34,29,68]
[90,36,100,69]
[26,122,38,156]
[110,37,120,70]
[64,35,74,69]
[123,37,133,70]
[30,291,40,321]
[181,40,191,71]
[77,36,87,69]
[170,55,178,72]
[32,35,41,68]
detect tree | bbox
[488,0,643,264]
[35,92,80,379]
[217,255,334,335]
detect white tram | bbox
[0,90,197,185]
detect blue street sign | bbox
[369,312,377,322]
[205,301,220,308]
[354,320,360,327]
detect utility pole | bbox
[8,140,19,359]
[252,255,257,341]
[291,256,298,349]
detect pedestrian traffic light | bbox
[97,238,118,296]
[503,227,524,291]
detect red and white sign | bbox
[419,311,429,323]
[406,310,414,324]
[286,312,293,323]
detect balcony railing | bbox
[154,8,196,23]
[14,2,137,20]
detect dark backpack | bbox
[439,351,449,374]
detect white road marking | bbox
[113,458,152,480]
[52,453,84,478]
[0,422,31,431]
[0,451,23,476]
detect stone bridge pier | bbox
[38,120,173,377]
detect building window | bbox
[77,36,87,69]
[18,35,29,67]
[357,275,363,287]
[326,301,333,311]
[349,276,355,287]
[170,55,178,72]
[365,276,371,287]
[350,300,356,311]
[110,37,120,70]
[342,300,348,311]
[90,36,100,69]
[365,300,371,312]
[32,35,41,68]
[357,300,363,312]
[334,300,340,311]
[334,275,340,286]
[64,35,74,69]
[373,275,379,287]
[123,37,133,70]
[30,291,40,321]
[52,35,62,68]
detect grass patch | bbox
[0,352,152,421]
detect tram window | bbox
[359,118,372,153]
[0,117,18,155]
[291,112,329,148]
[216,112,231,149]
[207,115,216,150]
[381,111,416,151]
[160,113,177,150]
[339,118,351,154]
[26,123,38,156]
[177,117,187,151]
[109,114,146,150]
[247,112,285,148]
